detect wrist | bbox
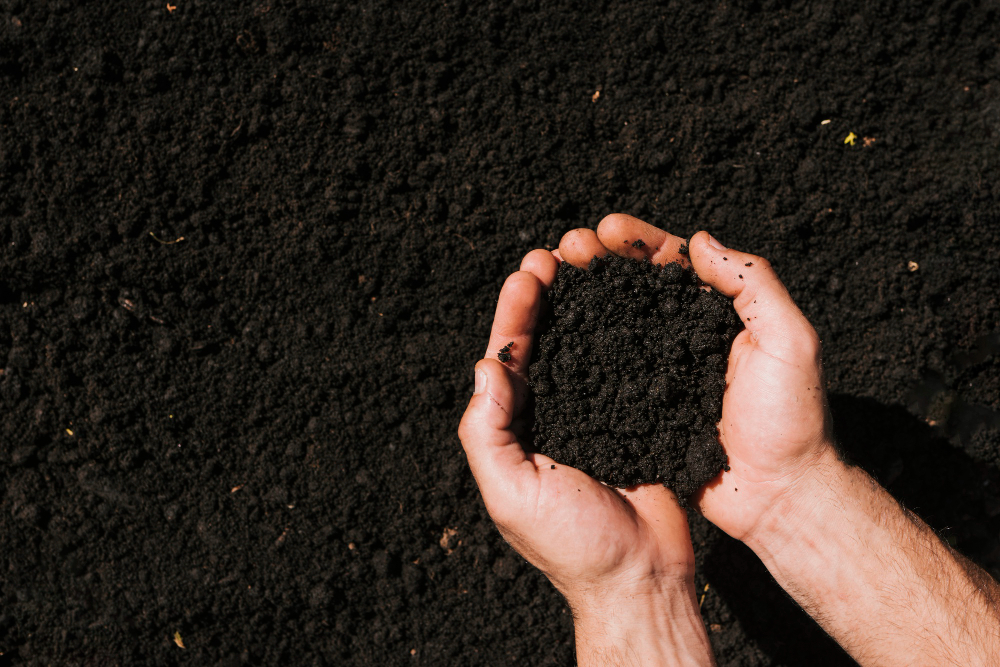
[741,443,850,560]
[740,444,1000,666]
[571,577,715,667]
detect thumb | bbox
[457,358,535,504]
[688,231,819,358]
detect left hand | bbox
[457,248,698,617]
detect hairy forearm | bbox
[572,580,716,667]
[746,447,1000,666]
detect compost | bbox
[2,1,1000,665]
[530,255,740,498]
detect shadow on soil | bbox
[703,394,1000,667]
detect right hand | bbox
[559,214,836,542]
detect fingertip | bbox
[519,248,559,289]
[689,230,745,298]
[596,212,638,238]
[596,213,690,267]
[596,213,645,257]
[690,230,724,251]
[486,270,545,378]
[559,228,607,268]
[498,268,543,303]
[687,231,719,263]
[475,356,512,385]
[690,233,810,346]
[596,212,659,248]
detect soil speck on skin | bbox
[632,239,646,248]
[529,255,741,499]
[498,341,514,363]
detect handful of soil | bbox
[528,254,741,499]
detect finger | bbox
[458,359,535,504]
[519,248,560,290]
[484,271,543,377]
[688,231,821,361]
[596,213,691,267]
[558,228,608,268]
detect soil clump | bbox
[530,255,740,499]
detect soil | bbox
[530,256,740,498]
[1,1,1000,666]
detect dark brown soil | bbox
[530,256,740,498]
[2,1,1000,666]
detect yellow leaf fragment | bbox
[167,3,177,12]
[66,428,74,436]
[173,631,185,649]
[844,132,857,146]
[591,90,600,103]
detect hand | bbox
[458,248,715,666]
[558,214,835,542]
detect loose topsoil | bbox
[2,1,1000,666]
[530,256,739,498]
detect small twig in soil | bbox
[149,232,185,245]
[452,233,475,250]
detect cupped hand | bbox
[457,248,698,615]
[559,214,835,543]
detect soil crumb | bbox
[529,255,741,499]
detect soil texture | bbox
[2,1,1000,666]
[530,256,739,497]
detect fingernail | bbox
[707,234,726,250]
[474,369,487,395]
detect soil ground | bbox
[1,1,1000,665]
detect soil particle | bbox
[529,256,741,499]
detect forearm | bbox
[746,447,1000,666]
[572,579,716,667]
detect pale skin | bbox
[458,213,1000,666]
